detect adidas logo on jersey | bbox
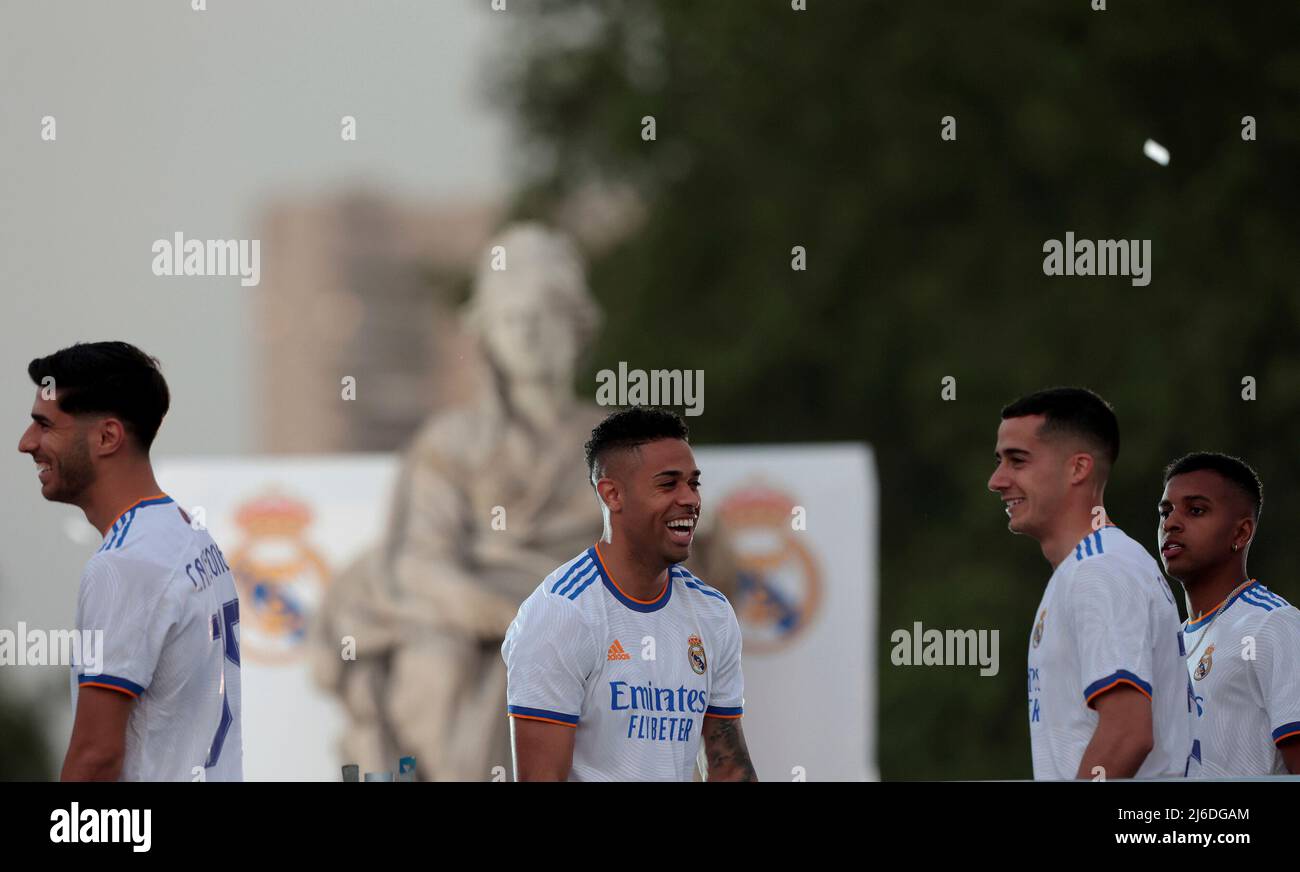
[607,639,631,661]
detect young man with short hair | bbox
[18,341,242,781]
[1159,452,1300,776]
[989,387,1189,780]
[502,407,755,781]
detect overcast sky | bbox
[0,1,510,714]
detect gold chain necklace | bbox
[1184,578,1254,663]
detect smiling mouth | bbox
[1003,497,1025,515]
[1161,541,1184,559]
[666,516,696,544]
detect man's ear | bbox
[1233,515,1255,552]
[596,477,622,514]
[92,417,129,458]
[1067,452,1095,486]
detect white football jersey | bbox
[1026,526,1192,780]
[70,494,243,781]
[1183,581,1300,776]
[502,544,744,781]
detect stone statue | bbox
[312,224,606,780]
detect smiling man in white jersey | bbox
[503,407,755,781]
[18,342,242,781]
[989,387,1190,780]
[1158,452,1300,776]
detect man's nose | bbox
[17,425,37,454]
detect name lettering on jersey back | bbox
[185,542,232,592]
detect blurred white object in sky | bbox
[1143,139,1170,166]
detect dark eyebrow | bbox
[996,448,1029,460]
[31,413,52,425]
[653,469,702,479]
[1158,495,1211,509]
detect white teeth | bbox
[37,464,50,473]
[667,518,695,531]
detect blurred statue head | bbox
[463,223,602,388]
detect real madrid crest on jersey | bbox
[1194,643,1215,681]
[1032,609,1047,648]
[687,634,707,675]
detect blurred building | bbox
[256,193,502,452]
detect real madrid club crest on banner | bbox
[693,444,877,780]
[156,455,396,780]
[226,491,331,664]
[718,484,823,654]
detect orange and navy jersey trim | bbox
[592,543,671,613]
[1184,580,1274,632]
[1272,722,1300,745]
[1083,669,1152,707]
[671,567,728,603]
[97,493,173,553]
[704,705,743,719]
[549,552,600,601]
[507,705,578,727]
[78,673,144,699]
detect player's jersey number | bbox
[204,598,240,769]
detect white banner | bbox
[157,444,876,781]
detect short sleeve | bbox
[74,557,177,698]
[1068,564,1157,708]
[501,590,597,726]
[1251,607,1300,746]
[705,605,745,718]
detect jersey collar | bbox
[590,543,673,613]
[1068,524,1119,564]
[1185,579,1258,633]
[99,493,174,550]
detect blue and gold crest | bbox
[227,491,330,664]
[687,634,707,675]
[1194,644,1215,681]
[1032,609,1046,648]
[721,484,823,654]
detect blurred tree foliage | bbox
[0,673,53,780]
[492,0,1300,778]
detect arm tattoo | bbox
[705,718,758,782]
